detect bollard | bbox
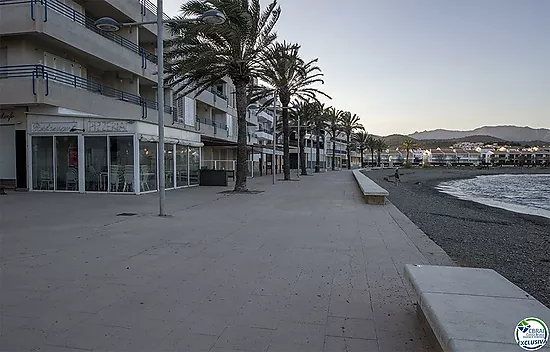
[0,187,6,195]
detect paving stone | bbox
[269,322,326,351]
[323,336,379,352]
[326,316,377,340]
[215,325,273,351]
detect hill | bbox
[371,134,546,150]
[409,126,550,142]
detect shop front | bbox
[0,108,27,189]
[27,113,202,194]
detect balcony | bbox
[0,65,174,122]
[196,116,236,142]
[0,0,157,81]
[195,88,230,112]
[257,111,273,123]
[255,126,273,141]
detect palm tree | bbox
[353,131,369,167]
[311,103,328,172]
[402,138,416,167]
[325,107,344,170]
[367,135,376,167]
[375,138,387,167]
[340,112,364,169]
[255,42,330,180]
[286,100,316,175]
[165,0,281,192]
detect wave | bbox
[436,174,550,219]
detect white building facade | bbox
[0,0,206,193]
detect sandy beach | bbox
[364,167,550,307]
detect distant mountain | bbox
[409,126,550,142]
[371,133,544,150]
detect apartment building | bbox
[0,0,206,193]
[423,148,482,166]
[250,103,284,176]
[196,90,284,176]
[488,147,549,166]
[325,132,347,169]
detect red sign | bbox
[68,146,78,166]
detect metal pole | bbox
[157,0,166,216]
[272,91,276,185]
[297,115,300,178]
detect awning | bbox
[138,134,203,147]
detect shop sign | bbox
[0,111,15,122]
[87,121,129,133]
[31,122,78,133]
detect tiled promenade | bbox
[0,171,452,351]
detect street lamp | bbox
[93,10,226,31]
[94,9,225,216]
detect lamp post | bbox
[272,91,277,185]
[94,9,225,216]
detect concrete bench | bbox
[405,264,550,351]
[352,169,389,204]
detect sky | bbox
[164,0,550,136]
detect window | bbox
[85,136,107,191]
[164,144,174,188]
[0,47,7,78]
[139,141,157,191]
[56,136,79,191]
[189,147,200,185]
[176,145,189,187]
[32,137,54,190]
[110,136,134,192]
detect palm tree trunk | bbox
[360,149,364,167]
[346,135,351,169]
[377,151,381,166]
[315,133,320,172]
[371,149,374,167]
[281,97,291,180]
[406,149,410,167]
[234,80,248,192]
[331,135,336,170]
[300,132,307,175]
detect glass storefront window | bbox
[85,136,108,191]
[55,136,79,191]
[110,136,134,192]
[139,141,157,191]
[176,145,189,187]
[165,144,174,189]
[32,136,54,190]
[189,147,200,185]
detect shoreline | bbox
[364,167,550,307]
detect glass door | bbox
[84,136,108,191]
[176,145,189,187]
[164,144,174,189]
[32,136,54,190]
[189,147,200,185]
[55,136,79,191]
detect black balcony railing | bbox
[139,0,170,20]
[210,88,227,100]
[196,116,228,130]
[257,126,273,134]
[0,65,174,117]
[0,0,157,66]
[195,116,230,136]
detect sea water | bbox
[436,174,550,219]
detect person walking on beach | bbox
[394,168,400,186]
